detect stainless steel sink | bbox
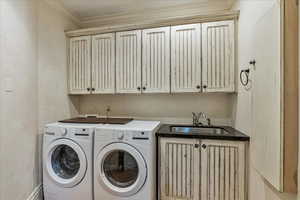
[171,126,229,135]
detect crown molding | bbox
[65,10,239,37]
[80,1,232,26]
[42,0,81,27]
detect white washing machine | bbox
[94,120,160,200]
[43,123,96,200]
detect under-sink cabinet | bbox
[68,20,236,95]
[159,138,247,200]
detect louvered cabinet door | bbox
[171,24,201,93]
[142,27,170,93]
[116,30,142,93]
[200,140,246,200]
[92,33,115,94]
[69,36,92,94]
[202,20,235,92]
[159,138,200,200]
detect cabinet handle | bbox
[142,87,146,90]
[137,87,141,91]
[196,85,201,89]
[87,88,91,91]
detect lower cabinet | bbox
[159,138,247,200]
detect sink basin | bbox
[170,126,229,135]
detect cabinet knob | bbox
[87,88,91,91]
[203,85,207,89]
[137,87,141,91]
[196,85,201,89]
[91,88,95,92]
[142,87,146,90]
[202,144,207,149]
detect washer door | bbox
[97,143,147,197]
[46,139,87,188]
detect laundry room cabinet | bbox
[158,138,247,200]
[68,36,92,94]
[67,20,236,95]
[116,30,142,93]
[170,24,202,93]
[142,27,171,93]
[92,33,116,94]
[202,20,235,92]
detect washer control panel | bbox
[132,131,149,140]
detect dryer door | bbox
[96,143,147,197]
[45,139,87,188]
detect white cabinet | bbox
[68,36,91,94]
[202,21,235,92]
[171,24,201,93]
[92,33,116,94]
[142,27,171,93]
[68,21,236,95]
[116,30,142,93]
[159,138,247,200]
[159,138,200,200]
[200,140,246,200]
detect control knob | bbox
[61,128,67,136]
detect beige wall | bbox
[0,0,79,200]
[0,0,39,199]
[79,94,234,125]
[232,0,297,200]
[38,0,80,133]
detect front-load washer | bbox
[43,122,96,200]
[94,120,160,200]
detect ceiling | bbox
[60,0,235,22]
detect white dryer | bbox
[43,123,95,200]
[94,120,160,200]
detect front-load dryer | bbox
[43,123,96,200]
[94,120,160,200]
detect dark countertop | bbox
[156,124,250,141]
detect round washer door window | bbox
[97,143,147,197]
[46,139,87,188]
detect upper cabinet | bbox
[92,33,116,94]
[67,19,236,95]
[69,36,91,94]
[171,24,201,93]
[142,27,171,93]
[202,21,235,92]
[116,30,142,94]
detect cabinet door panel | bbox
[171,24,201,93]
[200,140,246,200]
[116,30,142,93]
[92,33,115,94]
[69,36,91,94]
[202,21,235,92]
[159,138,200,200]
[142,27,170,93]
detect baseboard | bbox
[26,184,43,200]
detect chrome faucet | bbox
[192,112,211,126]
